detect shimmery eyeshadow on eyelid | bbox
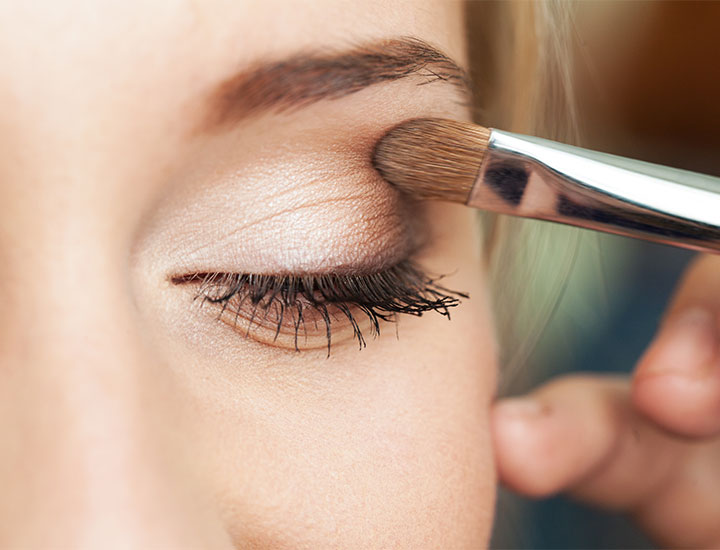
[246,207,412,272]
[161,180,421,276]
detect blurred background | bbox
[470,2,720,548]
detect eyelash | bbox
[172,260,467,356]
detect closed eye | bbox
[171,259,467,356]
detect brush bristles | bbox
[372,118,491,203]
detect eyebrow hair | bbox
[202,37,470,132]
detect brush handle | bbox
[469,129,720,254]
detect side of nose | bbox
[0,240,232,548]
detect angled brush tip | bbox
[372,118,491,202]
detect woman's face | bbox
[0,1,498,547]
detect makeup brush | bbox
[373,118,720,254]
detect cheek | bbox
[210,294,498,549]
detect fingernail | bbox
[494,397,548,418]
[645,306,718,376]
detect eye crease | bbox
[171,259,467,356]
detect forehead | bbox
[0,1,466,122]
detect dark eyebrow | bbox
[201,37,470,132]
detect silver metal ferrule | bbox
[468,129,720,254]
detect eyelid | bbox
[157,179,430,279]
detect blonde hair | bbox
[466,1,583,387]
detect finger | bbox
[492,375,720,548]
[492,375,672,504]
[633,305,720,437]
[633,254,720,438]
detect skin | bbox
[0,1,498,548]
